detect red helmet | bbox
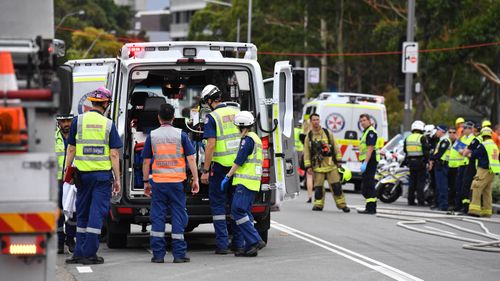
[87,87,112,102]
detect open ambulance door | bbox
[271,61,300,209]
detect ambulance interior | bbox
[125,67,254,197]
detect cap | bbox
[436,124,447,132]
[463,121,474,129]
[56,113,74,121]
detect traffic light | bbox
[293,68,306,95]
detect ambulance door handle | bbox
[257,112,278,134]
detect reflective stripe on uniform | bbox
[151,125,186,183]
[86,227,101,234]
[171,233,184,240]
[236,216,250,225]
[233,174,262,181]
[405,133,423,157]
[209,107,240,166]
[233,132,263,192]
[74,112,112,171]
[57,227,64,232]
[366,197,377,203]
[150,231,165,237]
[77,227,87,233]
[213,215,226,221]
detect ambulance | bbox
[60,41,300,247]
[301,92,388,191]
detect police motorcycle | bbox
[375,133,432,204]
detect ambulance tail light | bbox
[1,235,46,256]
[251,206,266,214]
[117,207,133,215]
[261,136,270,184]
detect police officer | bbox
[424,124,439,208]
[55,113,76,254]
[303,113,350,212]
[220,111,266,257]
[430,125,451,211]
[454,121,474,212]
[142,103,200,263]
[358,114,379,214]
[468,127,500,217]
[446,127,459,212]
[404,120,430,206]
[460,122,483,213]
[200,84,240,254]
[64,87,122,265]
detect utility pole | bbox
[320,18,327,89]
[247,0,252,43]
[403,0,416,131]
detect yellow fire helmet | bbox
[482,120,492,128]
[481,127,493,137]
[338,166,352,184]
[455,117,465,125]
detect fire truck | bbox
[60,41,300,248]
[0,0,67,279]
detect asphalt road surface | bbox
[57,190,500,281]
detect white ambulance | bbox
[301,92,388,191]
[60,41,300,247]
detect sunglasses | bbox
[448,131,456,134]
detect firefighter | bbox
[430,125,451,211]
[357,114,379,214]
[221,111,266,257]
[64,87,122,265]
[200,84,240,254]
[468,127,500,217]
[55,113,76,254]
[404,120,430,206]
[460,122,483,213]
[455,117,465,137]
[142,103,200,263]
[446,127,459,213]
[454,121,474,212]
[303,113,350,212]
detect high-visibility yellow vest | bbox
[233,132,263,192]
[55,129,66,180]
[434,136,450,161]
[209,106,240,167]
[359,126,380,162]
[405,133,423,157]
[483,139,500,174]
[150,125,186,183]
[294,127,303,152]
[461,134,474,166]
[74,111,112,172]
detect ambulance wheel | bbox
[106,217,130,249]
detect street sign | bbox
[308,67,320,84]
[402,42,418,73]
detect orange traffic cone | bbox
[0,51,18,91]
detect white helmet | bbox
[201,84,221,103]
[424,124,436,137]
[234,111,255,127]
[411,120,425,132]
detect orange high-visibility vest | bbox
[150,125,186,183]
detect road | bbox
[57,190,500,281]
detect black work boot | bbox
[66,238,76,253]
[57,242,65,254]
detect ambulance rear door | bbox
[66,58,118,115]
[271,61,300,207]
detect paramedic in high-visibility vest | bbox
[55,113,76,254]
[404,120,430,206]
[142,103,200,263]
[221,111,266,257]
[64,87,122,265]
[200,84,240,255]
[358,114,379,214]
[468,127,500,217]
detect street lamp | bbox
[204,0,252,43]
[56,10,85,30]
[82,30,115,59]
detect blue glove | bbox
[360,162,367,173]
[220,175,231,192]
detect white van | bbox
[61,42,300,247]
[301,92,388,190]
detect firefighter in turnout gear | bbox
[303,113,350,212]
[200,84,240,254]
[64,87,122,265]
[404,120,430,206]
[142,103,199,263]
[55,113,76,254]
[221,111,266,257]
[357,114,379,214]
[468,127,499,217]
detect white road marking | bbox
[146,248,153,254]
[271,220,423,281]
[76,266,93,273]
